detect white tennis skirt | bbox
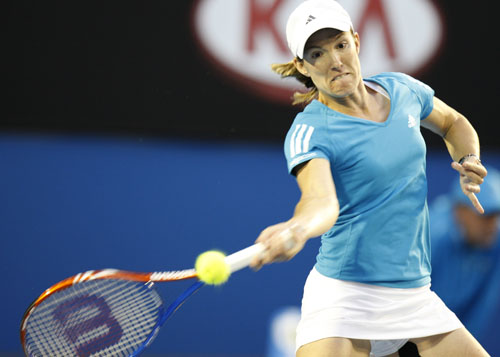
[296,268,463,356]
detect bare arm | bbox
[422,97,487,213]
[250,158,339,269]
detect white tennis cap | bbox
[286,0,353,59]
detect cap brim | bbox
[296,19,352,58]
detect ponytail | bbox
[271,60,318,105]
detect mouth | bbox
[332,73,349,82]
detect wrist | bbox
[458,153,481,165]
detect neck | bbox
[318,81,389,122]
[319,80,368,112]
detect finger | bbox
[467,192,484,214]
[452,160,487,180]
[451,161,465,174]
[464,172,484,185]
[451,161,470,176]
[266,237,290,262]
[464,183,481,194]
[251,229,283,269]
[255,225,278,244]
[257,245,280,266]
[462,160,487,175]
[451,162,486,189]
[249,253,262,270]
[461,163,487,182]
[250,249,270,271]
[250,231,271,270]
[255,230,297,267]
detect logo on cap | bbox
[306,15,316,25]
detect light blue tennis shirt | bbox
[284,72,434,288]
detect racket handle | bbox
[225,243,265,273]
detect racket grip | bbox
[225,243,265,273]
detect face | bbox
[294,28,361,102]
[455,205,500,248]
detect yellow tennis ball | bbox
[195,250,231,285]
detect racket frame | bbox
[20,242,265,356]
[20,268,197,356]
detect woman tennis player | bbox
[250,0,489,356]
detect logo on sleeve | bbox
[290,124,315,157]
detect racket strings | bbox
[23,279,163,357]
[26,280,159,356]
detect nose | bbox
[327,49,342,69]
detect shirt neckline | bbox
[312,79,393,126]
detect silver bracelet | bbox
[458,153,481,165]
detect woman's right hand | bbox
[250,222,307,270]
[250,158,339,270]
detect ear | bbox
[293,58,310,77]
[353,32,361,54]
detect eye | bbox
[311,51,322,59]
[337,41,349,50]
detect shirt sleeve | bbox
[394,73,435,119]
[284,118,329,175]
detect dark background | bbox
[4,0,499,149]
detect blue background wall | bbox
[1,132,499,356]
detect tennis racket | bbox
[20,243,264,357]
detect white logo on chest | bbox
[408,114,417,128]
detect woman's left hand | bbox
[451,157,488,214]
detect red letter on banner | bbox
[357,0,396,58]
[247,0,288,53]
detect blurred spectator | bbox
[266,306,301,357]
[430,166,500,355]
